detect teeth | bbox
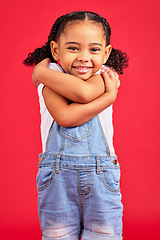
[76,67,90,69]
[73,66,91,73]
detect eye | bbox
[68,46,78,51]
[90,48,101,53]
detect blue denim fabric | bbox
[37,116,123,239]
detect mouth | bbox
[72,66,92,74]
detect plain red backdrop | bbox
[0,0,160,239]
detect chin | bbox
[77,74,92,81]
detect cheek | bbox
[60,53,73,64]
[59,55,69,67]
[94,55,105,66]
[59,59,73,74]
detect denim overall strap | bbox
[43,115,111,157]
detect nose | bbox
[76,52,90,63]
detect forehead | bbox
[59,20,106,44]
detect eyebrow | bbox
[65,42,103,46]
[65,42,80,45]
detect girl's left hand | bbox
[32,58,51,87]
[101,66,120,89]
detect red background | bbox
[1,0,160,239]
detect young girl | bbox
[24,11,128,240]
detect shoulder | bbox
[48,63,63,72]
[94,65,110,75]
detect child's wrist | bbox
[104,91,117,104]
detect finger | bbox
[101,66,110,74]
[101,67,116,80]
[101,70,111,85]
[107,68,116,82]
[101,67,120,88]
[101,67,112,80]
[101,69,110,77]
[112,72,120,88]
[117,79,120,88]
[108,69,120,85]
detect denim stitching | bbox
[78,170,91,198]
[78,170,84,227]
[79,170,84,197]
[55,155,60,173]
[96,156,101,175]
[80,197,84,228]
[60,135,65,152]
[39,153,117,159]
[38,164,119,171]
[60,122,92,143]
[86,171,91,196]
[38,155,119,170]
[101,168,120,193]
[37,167,55,191]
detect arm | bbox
[32,59,105,104]
[35,66,105,104]
[42,70,118,127]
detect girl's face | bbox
[51,21,112,80]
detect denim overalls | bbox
[37,115,123,240]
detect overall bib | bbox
[37,116,123,240]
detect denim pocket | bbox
[37,166,55,191]
[60,122,91,142]
[101,166,120,193]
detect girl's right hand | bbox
[101,66,120,89]
[101,68,118,103]
[32,58,51,87]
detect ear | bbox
[103,44,112,64]
[50,41,60,61]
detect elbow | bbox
[79,95,90,104]
[57,120,77,128]
[32,65,43,83]
[55,114,77,128]
[77,88,93,104]
[60,122,76,128]
[50,109,77,128]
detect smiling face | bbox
[50,20,112,80]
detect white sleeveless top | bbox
[38,63,115,156]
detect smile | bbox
[72,66,92,74]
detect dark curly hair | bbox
[23,11,128,74]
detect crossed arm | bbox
[32,59,106,104]
[32,59,119,127]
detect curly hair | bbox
[23,11,128,74]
